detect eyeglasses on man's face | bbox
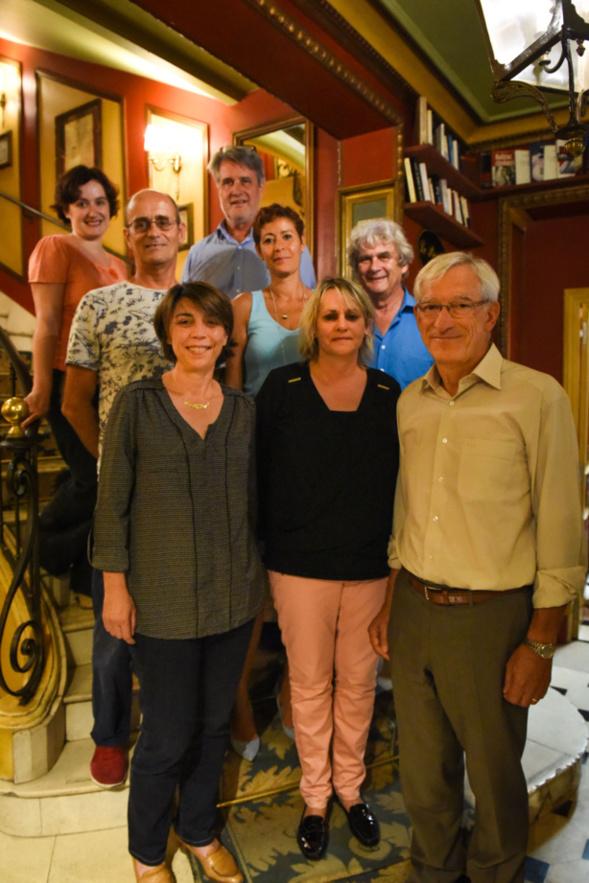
[127,216,177,233]
[414,299,491,320]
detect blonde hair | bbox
[299,276,375,363]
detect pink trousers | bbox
[269,571,388,809]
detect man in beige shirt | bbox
[370,252,585,883]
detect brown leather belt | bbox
[406,571,531,606]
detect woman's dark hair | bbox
[52,165,120,224]
[253,203,305,247]
[154,283,234,365]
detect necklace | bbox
[183,400,210,410]
[269,284,308,322]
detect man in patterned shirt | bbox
[63,189,185,788]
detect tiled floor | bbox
[2,629,588,883]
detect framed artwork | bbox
[55,99,102,178]
[0,130,12,169]
[339,181,396,275]
[178,203,194,251]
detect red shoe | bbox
[90,745,128,788]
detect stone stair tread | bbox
[60,602,94,633]
[0,737,130,799]
[65,663,140,705]
[64,663,92,704]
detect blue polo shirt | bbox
[371,288,433,389]
[181,221,316,299]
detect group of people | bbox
[22,143,584,883]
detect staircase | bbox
[0,585,140,838]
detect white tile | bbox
[545,859,589,883]
[553,642,589,673]
[577,624,589,642]
[527,809,587,864]
[0,828,54,883]
[40,788,129,836]
[48,826,134,883]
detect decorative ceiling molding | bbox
[242,0,401,126]
[292,0,417,108]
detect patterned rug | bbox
[210,638,412,883]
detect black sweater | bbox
[256,362,400,580]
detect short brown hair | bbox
[52,165,119,224]
[253,203,305,247]
[154,283,234,365]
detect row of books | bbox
[414,95,462,172]
[486,141,576,188]
[404,157,471,227]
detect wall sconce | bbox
[475,0,589,156]
[144,123,182,200]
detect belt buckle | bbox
[424,584,436,601]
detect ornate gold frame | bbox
[339,180,397,277]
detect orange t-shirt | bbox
[28,234,128,371]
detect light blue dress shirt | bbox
[181,221,317,299]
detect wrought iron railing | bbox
[0,325,45,704]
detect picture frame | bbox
[55,98,102,179]
[0,130,13,169]
[178,203,194,251]
[339,181,396,275]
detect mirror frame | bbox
[234,115,314,255]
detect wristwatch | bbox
[523,637,556,659]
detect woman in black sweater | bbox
[256,276,400,861]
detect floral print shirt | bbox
[66,281,171,459]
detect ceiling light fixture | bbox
[475,0,589,156]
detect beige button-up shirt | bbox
[388,344,585,607]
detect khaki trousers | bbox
[389,569,532,883]
[270,571,387,808]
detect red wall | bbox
[0,38,312,312]
[516,215,588,382]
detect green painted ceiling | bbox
[373,0,567,123]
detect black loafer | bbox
[297,811,329,860]
[346,801,380,847]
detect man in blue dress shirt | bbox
[348,218,432,388]
[182,145,316,297]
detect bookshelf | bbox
[404,145,483,249]
[404,201,484,249]
[405,145,481,199]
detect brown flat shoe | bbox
[132,860,173,882]
[179,839,244,883]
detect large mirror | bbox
[235,117,313,253]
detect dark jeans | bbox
[128,619,254,866]
[39,369,97,589]
[91,568,134,747]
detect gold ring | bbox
[531,698,538,704]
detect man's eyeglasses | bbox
[127,216,177,233]
[414,300,491,319]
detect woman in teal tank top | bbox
[225,204,314,395]
[225,203,315,761]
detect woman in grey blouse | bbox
[92,282,265,883]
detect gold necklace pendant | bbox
[183,400,210,410]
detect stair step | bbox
[64,664,140,742]
[59,602,94,666]
[0,738,131,836]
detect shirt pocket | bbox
[457,438,527,503]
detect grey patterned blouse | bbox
[91,377,267,640]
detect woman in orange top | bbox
[24,166,127,592]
